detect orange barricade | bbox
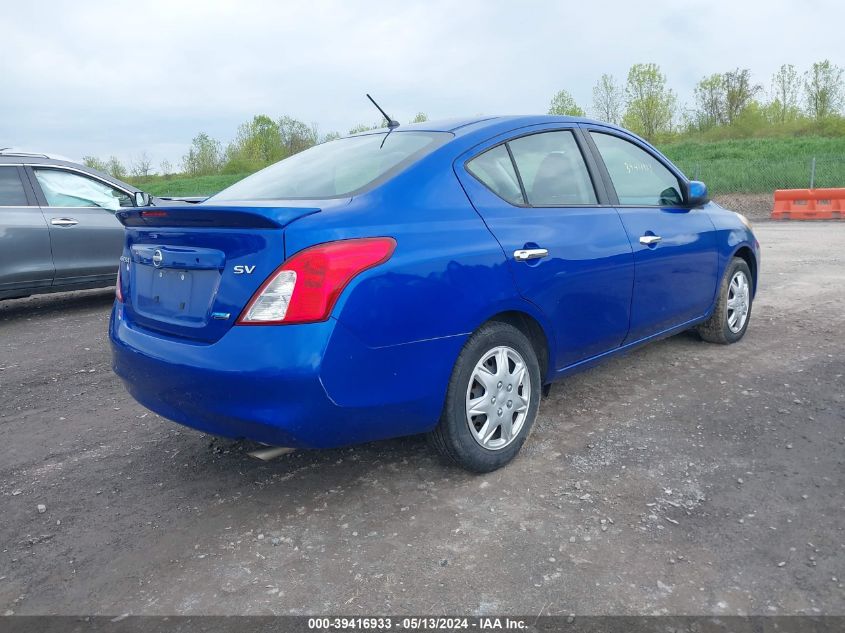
[772,188,845,220]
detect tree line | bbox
[550,60,844,141]
[84,59,843,180]
[84,111,429,179]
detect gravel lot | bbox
[1,222,843,616]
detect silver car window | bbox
[0,167,29,206]
[33,168,132,210]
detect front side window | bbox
[466,144,524,205]
[33,168,132,210]
[590,132,683,206]
[211,131,451,201]
[508,131,597,206]
[0,167,29,206]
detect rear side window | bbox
[211,131,451,201]
[590,132,683,206]
[0,167,28,206]
[466,144,524,205]
[508,131,597,206]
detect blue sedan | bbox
[110,115,759,472]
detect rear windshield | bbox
[210,131,451,201]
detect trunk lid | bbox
[115,204,321,342]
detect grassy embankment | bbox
[128,173,249,197]
[662,136,845,193]
[127,136,845,198]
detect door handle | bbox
[514,248,549,261]
[51,218,79,227]
[639,235,662,245]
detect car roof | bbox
[0,151,82,165]
[0,153,141,193]
[354,115,643,154]
[364,115,623,136]
[0,148,79,161]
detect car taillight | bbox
[237,237,396,325]
[115,267,123,302]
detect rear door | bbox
[27,166,128,284]
[0,165,54,294]
[456,127,634,370]
[583,128,718,342]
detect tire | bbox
[697,257,753,344]
[429,321,541,473]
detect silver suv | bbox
[0,150,186,301]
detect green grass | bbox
[127,136,845,198]
[126,173,250,197]
[657,136,845,193]
[659,135,845,162]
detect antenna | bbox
[366,94,400,129]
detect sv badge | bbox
[233,265,256,275]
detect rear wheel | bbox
[429,321,541,472]
[697,257,753,344]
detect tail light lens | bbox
[237,237,396,325]
[115,267,124,302]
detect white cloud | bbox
[0,0,841,168]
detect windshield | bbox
[210,131,451,201]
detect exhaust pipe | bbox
[247,445,296,461]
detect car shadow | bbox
[81,325,712,552]
[0,288,115,323]
[126,328,707,505]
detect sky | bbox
[1,0,842,171]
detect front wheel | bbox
[429,321,541,472]
[697,257,753,344]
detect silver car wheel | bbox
[726,270,750,333]
[465,346,531,450]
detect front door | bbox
[456,128,634,370]
[28,166,129,284]
[585,129,718,342]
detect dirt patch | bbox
[714,193,773,221]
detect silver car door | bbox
[28,166,128,284]
[0,165,54,296]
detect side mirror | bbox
[134,191,151,207]
[686,180,709,207]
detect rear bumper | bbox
[109,304,464,448]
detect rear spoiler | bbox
[116,205,321,229]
